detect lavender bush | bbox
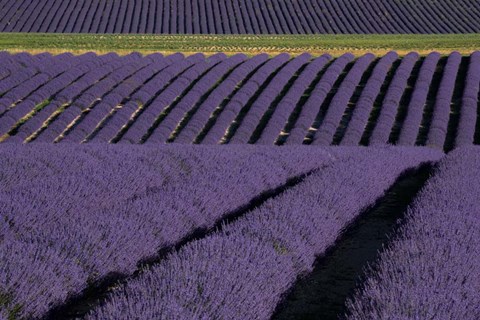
[426,51,462,149]
[0,144,334,318]
[60,54,170,143]
[119,53,224,143]
[200,53,290,144]
[312,53,375,145]
[340,51,398,146]
[455,51,480,147]
[229,53,311,144]
[285,53,354,145]
[87,146,442,319]
[145,54,246,143]
[255,54,331,145]
[346,146,480,319]
[397,52,441,145]
[369,52,419,145]
[174,54,268,144]
[88,53,188,143]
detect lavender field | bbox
[1,1,480,317]
[0,0,479,34]
[1,143,478,319]
[0,51,479,150]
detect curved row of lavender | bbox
[0,144,336,319]
[346,146,480,319]
[311,53,375,145]
[397,52,441,146]
[0,51,479,149]
[1,0,479,33]
[87,147,442,319]
[455,52,480,148]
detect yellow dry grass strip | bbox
[4,47,478,58]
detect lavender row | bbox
[91,54,204,142]
[0,51,30,80]
[369,52,419,145]
[256,54,331,145]
[397,52,441,145]
[88,53,190,143]
[118,53,225,143]
[0,51,479,149]
[0,53,74,113]
[0,52,54,100]
[61,53,177,143]
[311,53,375,145]
[346,146,480,319]
[229,53,311,144]
[9,54,129,142]
[0,144,335,319]
[426,52,462,149]
[88,147,443,319]
[454,51,480,147]
[0,53,94,134]
[0,52,110,138]
[44,55,155,143]
[200,53,290,144]
[1,0,479,34]
[285,53,355,145]
[174,54,269,143]
[340,52,399,145]
[145,54,247,143]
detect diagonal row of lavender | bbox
[0,52,123,141]
[0,51,479,147]
[346,146,480,320]
[87,146,443,319]
[0,144,335,319]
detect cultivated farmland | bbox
[1,0,479,319]
[0,144,445,319]
[346,146,480,319]
[1,51,479,151]
[0,0,479,34]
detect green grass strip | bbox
[0,33,479,57]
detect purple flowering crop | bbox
[229,53,311,144]
[369,52,419,145]
[341,51,398,146]
[200,53,290,144]
[1,0,478,34]
[346,146,480,319]
[87,146,442,319]
[174,54,268,144]
[455,51,480,147]
[426,51,462,149]
[255,54,331,145]
[397,52,441,146]
[0,51,478,150]
[285,53,355,145]
[311,53,375,145]
[0,143,335,318]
